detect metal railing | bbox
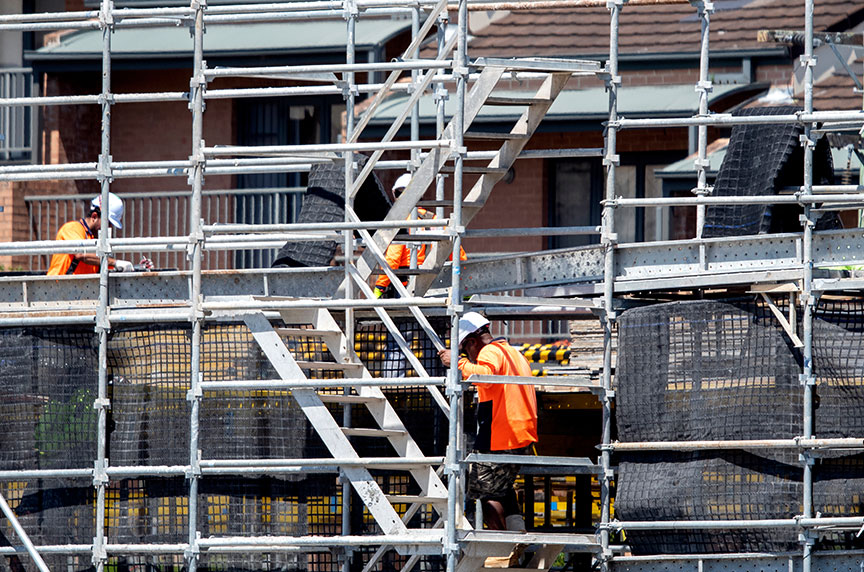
[25,187,303,271]
[0,67,33,163]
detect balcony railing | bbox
[25,187,304,272]
[0,68,34,163]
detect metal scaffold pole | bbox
[446,0,468,569]
[94,1,114,570]
[342,0,357,569]
[600,1,622,569]
[693,0,713,267]
[800,0,816,570]
[187,1,207,569]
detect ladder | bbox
[347,57,603,297]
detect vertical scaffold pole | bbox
[408,3,421,288]
[187,2,206,570]
[693,0,713,267]
[446,0,468,569]
[93,1,114,570]
[435,8,449,221]
[342,1,357,570]
[600,1,622,570]
[800,0,816,570]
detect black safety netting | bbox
[702,105,840,237]
[615,297,864,555]
[0,318,448,571]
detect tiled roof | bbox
[464,0,863,57]
[813,71,863,111]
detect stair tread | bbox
[440,166,509,174]
[464,131,531,140]
[296,360,364,370]
[484,96,551,106]
[415,200,483,208]
[317,394,385,405]
[386,494,447,504]
[277,327,341,337]
[342,427,407,437]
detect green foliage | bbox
[34,387,97,457]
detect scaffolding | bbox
[0,0,862,572]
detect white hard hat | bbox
[91,192,124,229]
[392,172,412,193]
[458,312,490,348]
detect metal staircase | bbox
[242,309,449,549]
[349,57,603,296]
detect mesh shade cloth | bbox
[615,298,864,554]
[703,106,839,237]
[0,320,447,571]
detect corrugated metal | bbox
[368,83,757,124]
[30,20,410,59]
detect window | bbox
[234,99,327,268]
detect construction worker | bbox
[47,192,136,276]
[438,312,538,538]
[373,172,467,298]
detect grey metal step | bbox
[342,427,407,438]
[277,327,341,337]
[440,166,510,174]
[464,131,531,141]
[483,95,551,106]
[473,56,603,74]
[415,200,482,208]
[317,394,386,405]
[386,494,446,505]
[296,361,365,371]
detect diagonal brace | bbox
[761,293,804,348]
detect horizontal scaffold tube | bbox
[205,60,454,78]
[616,110,864,129]
[202,297,448,311]
[607,516,864,530]
[608,438,864,451]
[203,219,450,233]
[199,377,447,390]
[199,534,443,548]
[612,193,864,207]
[205,140,452,156]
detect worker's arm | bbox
[374,244,406,295]
[73,253,134,271]
[437,347,502,381]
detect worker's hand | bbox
[438,349,452,367]
[114,259,134,272]
[139,256,154,270]
[373,286,385,299]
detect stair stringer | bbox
[242,312,408,536]
[307,307,449,503]
[415,72,573,296]
[339,65,508,293]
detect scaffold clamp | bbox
[799,54,818,68]
[185,533,201,560]
[91,537,107,565]
[93,459,108,487]
[602,154,620,167]
[695,80,713,93]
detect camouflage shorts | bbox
[466,445,532,500]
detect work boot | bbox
[504,514,526,532]
[483,544,526,568]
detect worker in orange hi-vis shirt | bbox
[373,172,467,298]
[47,193,136,276]
[438,312,537,543]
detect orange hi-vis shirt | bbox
[375,208,467,290]
[458,339,538,451]
[47,219,98,276]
